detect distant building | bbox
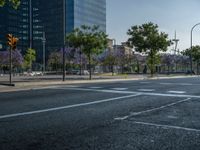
[0,0,106,63]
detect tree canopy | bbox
[66,25,108,79]
[24,48,36,70]
[182,45,200,74]
[0,0,20,9]
[127,22,171,76]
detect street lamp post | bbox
[42,32,46,74]
[62,0,66,81]
[112,39,116,75]
[190,23,200,73]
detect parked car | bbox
[77,70,89,75]
[23,71,43,76]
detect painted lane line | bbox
[114,98,191,120]
[168,91,186,94]
[89,87,102,89]
[56,87,135,94]
[138,89,155,92]
[180,83,193,86]
[55,87,200,99]
[0,94,141,120]
[160,83,197,86]
[66,85,80,88]
[160,83,173,85]
[134,121,200,133]
[114,116,129,120]
[130,98,191,116]
[111,88,128,91]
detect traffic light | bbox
[7,34,13,47]
[12,37,19,50]
[6,34,19,50]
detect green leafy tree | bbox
[127,22,171,76]
[66,25,108,80]
[24,48,36,71]
[0,0,20,9]
[182,45,200,74]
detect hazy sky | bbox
[107,0,200,51]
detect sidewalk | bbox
[0,74,197,93]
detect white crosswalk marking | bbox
[168,91,186,94]
[89,87,102,89]
[111,88,128,91]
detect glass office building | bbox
[0,0,106,62]
[0,0,30,53]
[66,0,106,33]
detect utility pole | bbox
[62,0,66,81]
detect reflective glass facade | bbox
[0,0,106,62]
[73,0,106,32]
[0,0,30,53]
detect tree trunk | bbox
[112,65,114,76]
[89,52,92,80]
[80,51,82,76]
[150,54,154,77]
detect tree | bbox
[182,46,200,74]
[98,50,116,75]
[127,22,171,76]
[0,0,20,9]
[66,25,108,80]
[47,51,62,73]
[0,49,23,73]
[24,48,36,71]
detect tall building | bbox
[0,0,106,63]
[0,0,30,53]
[67,0,106,33]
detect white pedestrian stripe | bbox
[180,83,193,86]
[66,85,80,88]
[112,88,128,91]
[168,91,186,94]
[89,87,102,89]
[160,83,173,85]
[138,89,155,92]
[160,83,195,86]
[55,87,200,99]
[0,94,141,120]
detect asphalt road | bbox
[0,77,200,150]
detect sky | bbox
[106,0,200,52]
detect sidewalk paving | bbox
[0,74,197,93]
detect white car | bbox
[77,70,89,75]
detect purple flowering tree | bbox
[161,54,175,73]
[97,50,116,75]
[0,49,23,73]
[114,48,130,74]
[73,48,88,72]
[47,51,62,72]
